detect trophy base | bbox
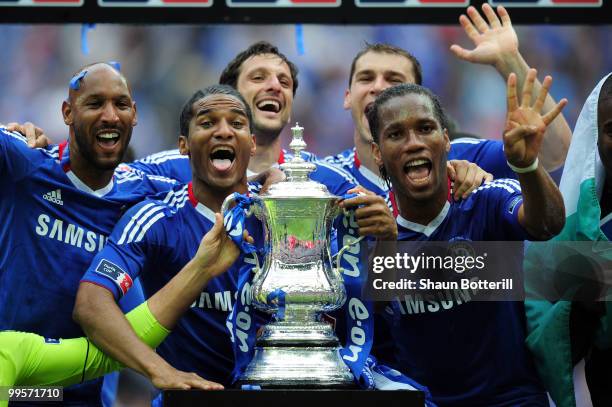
[257,320,340,346]
[237,346,356,389]
[238,320,355,388]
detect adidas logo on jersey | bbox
[43,189,64,206]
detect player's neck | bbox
[354,130,380,176]
[248,134,281,175]
[396,187,448,226]
[69,151,115,191]
[192,178,249,213]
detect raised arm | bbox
[74,213,242,389]
[146,213,245,328]
[8,214,244,389]
[503,69,566,239]
[450,4,572,171]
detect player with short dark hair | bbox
[219,41,299,97]
[348,42,423,88]
[324,4,572,199]
[73,84,267,387]
[367,70,566,405]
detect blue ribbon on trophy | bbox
[222,193,258,254]
[222,193,264,383]
[333,199,374,388]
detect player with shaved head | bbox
[0,62,181,405]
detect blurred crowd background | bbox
[0,24,610,158]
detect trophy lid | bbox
[262,123,337,199]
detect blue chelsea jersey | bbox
[0,128,176,405]
[81,182,266,385]
[389,179,547,406]
[0,128,176,340]
[322,139,516,196]
[130,148,358,197]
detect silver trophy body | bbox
[224,124,354,388]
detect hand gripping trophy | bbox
[223,123,356,388]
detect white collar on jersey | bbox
[358,164,389,192]
[65,170,114,198]
[194,202,216,223]
[396,201,450,237]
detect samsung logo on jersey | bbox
[395,278,480,315]
[191,290,234,312]
[190,252,258,312]
[35,214,107,253]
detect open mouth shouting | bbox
[96,129,121,152]
[210,145,236,173]
[256,98,282,115]
[404,158,433,187]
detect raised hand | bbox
[503,69,567,169]
[450,4,518,68]
[192,213,251,279]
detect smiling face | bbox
[236,53,293,143]
[344,51,416,144]
[179,93,255,192]
[62,64,136,171]
[372,92,449,203]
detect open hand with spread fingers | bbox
[503,69,568,169]
[450,4,518,68]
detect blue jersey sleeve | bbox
[128,149,191,184]
[310,161,358,196]
[0,127,40,180]
[321,148,354,173]
[469,179,528,241]
[449,138,517,180]
[81,200,168,300]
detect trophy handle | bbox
[332,235,365,277]
[221,193,265,277]
[221,192,263,218]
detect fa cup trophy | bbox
[223,123,355,388]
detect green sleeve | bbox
[3,301,169,387]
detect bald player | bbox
[0,62,177,405]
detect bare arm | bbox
[74,213,244,388]
[504,70,566,239]
[450,4,572,171]
[146,213,245,328]
[74,283,178,386]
